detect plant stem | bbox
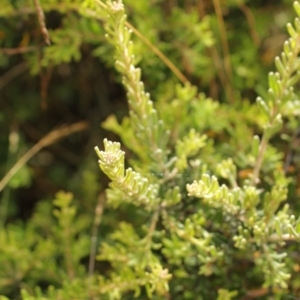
[212,0,234,103]
[95,0,189,85]
[0,121,89,193]
[88,193,105,281]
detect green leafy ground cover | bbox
[1,0,300,299]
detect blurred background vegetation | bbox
[1,0,300,298]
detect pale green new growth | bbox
[175,129,207,171]
[102,1,170,168]
[187,174,241,214]
[95,139,159,209]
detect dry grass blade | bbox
[0,46,38,55]
[0,121,89,193]
[212,0,234,102]
[94,0,189,85]
[0,62,28,90]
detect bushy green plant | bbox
[1,0,300,299]
[92,1,300,298]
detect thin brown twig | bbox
[32,0,51,45]
[212,0,232,81]
[0,62,28,90]
[0,46,38,55]
[209,46,229,97]
[126,23,189,84]
[197,0,205,19]
[22,122,81,166]
[0,121,89,193]
[4,1,189,85]
[0,124,19,229]
[212,0,234,102]
[239,4,261,47]
[196,0,230,100]
[40,66,53,110]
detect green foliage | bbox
[2,0,300,299]
[0,191,90,298]
[93,0,300,298]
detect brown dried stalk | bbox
[0,121,89,193]
[32,0,51,45]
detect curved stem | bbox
[0,121,89,193]
[95,0,189,85]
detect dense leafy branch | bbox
[252,1,300,185]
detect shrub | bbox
[1,0,300,299]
